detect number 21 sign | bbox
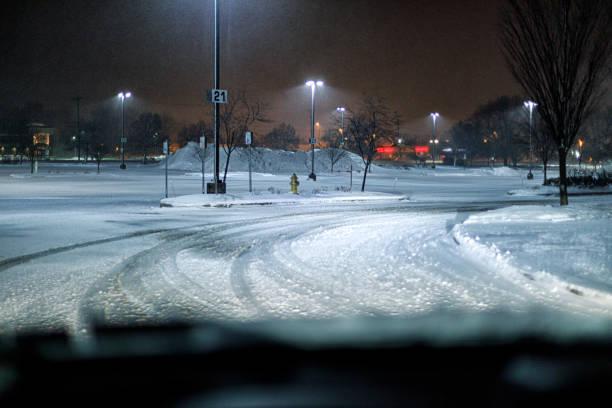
[206,89,228,104]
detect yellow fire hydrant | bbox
[290,173,299,194]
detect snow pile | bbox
[463,205,579,224]
[508,184,612,197]
[476,166,522,177]
[164,142,367,174]
[454,204,612,297]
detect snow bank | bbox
[508,184,612,197]
[454,203,612,298]
[471,166,522,177]
[164,142,367,174]
[160,190,407,208]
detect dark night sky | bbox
[1,0,521,139]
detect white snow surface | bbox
[165,141,366,173]
[1,158,611,342]
[161,191,407,207]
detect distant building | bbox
[28,122,55,157]
[0,122,55,159]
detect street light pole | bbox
[524,101,537,180]
[430,112,439,168]
[213,0,220,194]
[306,80,323,181]
[118,91,132,169]
[337,107,345,146]
[73,96,82,162]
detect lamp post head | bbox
[118,91,132,100]
[523,100,537,111]
[336,107,345,112]
[430,112,439,119]
[305,80,324,88]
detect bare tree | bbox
[321,128,347,172]
[346,96,396,191]
[89,143,108,174]
[500,0,611,205]
[531,114,557,184]
[220,91,267,182]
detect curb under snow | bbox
[160,192,409,208]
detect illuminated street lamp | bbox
[524,100,537,179]
[118,91,132,169]
[306,80,323,181]
[337,106,346,146]
[430,112,439,168]
[577,139,584,169]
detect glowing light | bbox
[523,100,537,111]
[305,80,323,88]
[377,146,395,153]
[415,146,429,153]
[336,107,345,112]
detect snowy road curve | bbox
[67,209,612,333]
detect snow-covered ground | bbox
[1,148,611,340]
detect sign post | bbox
[206,87,228,194]
[163,140,168,198]
[200,136,207,194]
[245,131,252,193]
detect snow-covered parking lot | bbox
[0,154,610,337]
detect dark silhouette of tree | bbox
[220,91,267,182]
[130,113,162,163]
[472,96,525,166]
[579,105,612,168]
[346,96,397,191]
[500,0,611,205]
[321,127,347,172]
[262,122,299,150]
[528,113,557,184]
[90,143,108,174]
[448,120,483,167]
[177,120,213,148]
